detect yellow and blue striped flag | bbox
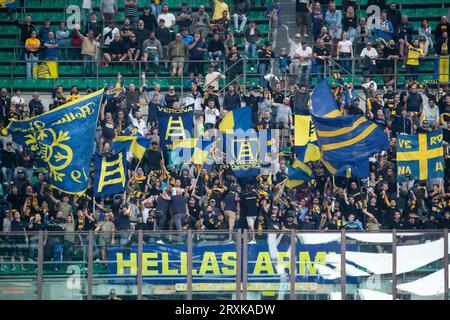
[311,80,389,178]
[111,131,151,161]
[171,138,213,165]
[397,129,444,181]
[286,159,313,189]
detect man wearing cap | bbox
[176,3,192,31]
[180,28,194,45]
[139,7,158,32]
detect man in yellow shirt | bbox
[405,39,423,84]
[212,0,229,22]
[24,30,41,79]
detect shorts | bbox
[98,235,112,247]
[296,11,311,26]
[246,216,256,228]
[224,210,237,227]
[188,61,204,74]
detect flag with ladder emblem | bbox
[396,129,445,181]
[157,104,194,151]
[94,151,127,196]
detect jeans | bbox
[81,8,92,25]
[150,4,162,17]
[245,42,257,68]
[209,51,223,63]
[45,55,58,61]
[346,28,357,43]
[83,54,95,77]
[173,213,185,231]
[25,53,38,79]
[258,62,269,88]
[146,51,160,73]
[296,64,311,87]
[233,13,248,32]
[1,167,14,184]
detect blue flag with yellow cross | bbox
[3,89,104,194]
[94,151,128,197]
[397,129,445,181]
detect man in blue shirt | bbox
[38,18,55,43]
[345,213,364,230]
[180,27,194,45]
[375,11,394,41]
[325,2,342,43]
[43,31,59,60]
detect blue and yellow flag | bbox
[397,129,444,181]
[33,61,58,79]
[286,159,313,189]
[0,0,16,8]
[219,106,252,133]
[157,104,194,151]
[225,129,271,178]
[309,80,343,118]
[94,151,127,197]
[3,89,104,194]
[311,80,389,178]
[111,131,151,161]
[105,80,126,101]
[294,115,320,163]
[171,138,213,165]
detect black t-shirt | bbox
[406,92,423,113]
[342,16,357,31]
[171,195,186,215]
[382,45,398,68]
[313,46,331,66]
[240,191,258,217]
[108,40,127,55]
[115,213,131,230]
[188,203,202,220]
[296,0,310,12]
[155,195,170,212]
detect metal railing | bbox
[0,229,448,300]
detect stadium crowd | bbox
[0,0,450,268]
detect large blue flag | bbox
[94,151,127,197]
[397,129,444,181]
[3,89,104,194]
[219,106,253,133]
[311,80,389,178]
[157,104,194,151]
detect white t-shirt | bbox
[360,47,378,64]
[11,95,25,106]
[295,45,312,66]
[338,40,352,54]
[289,39,302,59]
[204,107,220,125]
[157,13,176,28]
[205,71,222,91]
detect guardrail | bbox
[0,229,448,300]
